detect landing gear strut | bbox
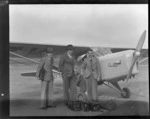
[104,82,131,99]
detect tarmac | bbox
[9,58,149,116]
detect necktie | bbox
[70,54,72,59]
[50,58,53,65]
[90,58,93,71]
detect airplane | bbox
[9,30,148,99]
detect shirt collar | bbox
[89,57,93,61]
[46,56,53,60]
[67,53,72,59]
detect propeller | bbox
[126,30,146,82]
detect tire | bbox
[121,87,130,98]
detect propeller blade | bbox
[126,30,146,82]
[135,30,146,52]
[126,55,139,82]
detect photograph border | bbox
[0,0,148,118]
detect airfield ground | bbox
[9,58,149,116]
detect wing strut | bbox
[10,51,39,64]
[10,51,61,75]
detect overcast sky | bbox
[10,5,148,48]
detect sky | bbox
[10,4,148,49]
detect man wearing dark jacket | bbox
[59,45,76,105]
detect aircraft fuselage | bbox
[98,50,138,82]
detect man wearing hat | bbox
[36,47,56,109]
[59,44,76,105]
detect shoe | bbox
[63,102,68,106]
[64,100,69,106]
[98,80,104,85]
[40,107,48,110]
[48,104,56,108]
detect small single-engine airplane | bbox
[99,30,147,98]
[10,30,148,99]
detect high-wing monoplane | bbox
[9,30,148,98]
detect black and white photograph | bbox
[9,4,148,116]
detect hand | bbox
[97,77,101,81]
[37,77,40,80]
[58,69,62,73]
[98,80,104,85]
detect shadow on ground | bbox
[101,100,149,116]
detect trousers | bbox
[62,75,71,103]
[86,74,98,102]
[69,77,77,101]
[41,80,54,107]
[62,74,78,102]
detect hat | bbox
[88,49,93,52]
[46,47,53,53]
[66,44,74,51]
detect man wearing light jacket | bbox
[36,47,56,110]
[81,49,101,102]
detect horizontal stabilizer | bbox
[21,72,36,77]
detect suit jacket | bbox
[59,53,76,77]
[36,56,54,82]
[82,56,101,80]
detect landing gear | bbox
[121,87,130,98]
[104,82,131,99]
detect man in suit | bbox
[81,49,101,102]
[36,47,56,110]
[59,44,76,105]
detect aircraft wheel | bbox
[121,87,130,98]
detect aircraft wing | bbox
[10,42,89,77]
[10,41,116,57]
[10,42,91,59]
[10,41,148,59]
[10,41,148,78]
[10,42,148,64]
[10,42,113,77]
